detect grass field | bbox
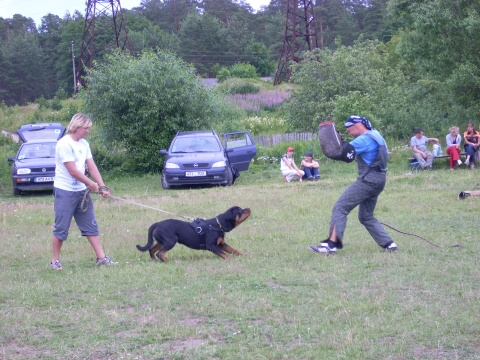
[1,159,480,359]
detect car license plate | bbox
[34,177,54,182]
[185,171,206,177]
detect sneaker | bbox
[308,177,314,181]
[465,158,470,166]
[96,255,117,266]
[50,259,63,270]
[309,239,341,254]
[383,242,398,253]
[471,164,475,169]
[315,176,321,180]
[457,159,463,166]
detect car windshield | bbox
[171,136,221,153]
[18,143,56,159]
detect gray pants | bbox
[413,150,433,168]
[329,177,392,247]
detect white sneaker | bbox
[471,164,475,169]
[465,159,470,166]
[457,159,463,166]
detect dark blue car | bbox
[7,123,66,195]
[159,130,257,189]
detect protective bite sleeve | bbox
[318,120,356,163]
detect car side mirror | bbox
[159,149,168,155]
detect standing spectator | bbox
[280,147,304,182]
[301,152,321,180]
[446,126,463,170]
[410,128,440,170]
[463,123,479,169]
[50,113,116,270]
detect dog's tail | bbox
[136,223,156,252]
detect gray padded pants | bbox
[329,177,393,247]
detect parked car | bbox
[159,130,257,189]
[7,123,66,195]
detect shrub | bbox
[216,67,231,83]
[229,83,260,95]
[230,63,258,79]
[80,49,241,173]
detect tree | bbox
[178,12,228,76]
[55,14,85,96]
[286,40,411,137]
[80,49,238,172]
[1,33,45,105]
[38,14,65,98]
[390,0,480,116]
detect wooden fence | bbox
[252,133,316,147]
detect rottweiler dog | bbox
[136,206,251,262]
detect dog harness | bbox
[189,218,224,250]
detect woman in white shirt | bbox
[280,146,304,182]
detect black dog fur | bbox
[136,206,251,261]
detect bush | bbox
[216,67,230,83]
[229,83,260,95]
[80,49,242,173]
[230,63,258,79]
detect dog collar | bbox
[215,217,224,232]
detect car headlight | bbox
[165,162,180,169]
[212,161,227,168]
[17,168,31,174]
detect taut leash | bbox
[82,186,195,220]
[109,194,195,220]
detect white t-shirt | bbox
[54,135,92,191]
[280,155,295,172]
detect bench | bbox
[408,153,466,172]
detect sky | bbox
[1,0,271,27]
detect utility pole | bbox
[274,0,320,85]
[71,41,77,94]
[76,0,129,92]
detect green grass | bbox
[1,159,480,359]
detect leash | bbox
[380,222,461,248]
[81,186,195,220]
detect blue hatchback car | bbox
[159,130,257,189]
[7,123,66,195]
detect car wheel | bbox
[224,168,234,186]
[161,171,171,190]
[13,186,21,196]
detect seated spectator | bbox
[410,128,439,170]
[301,152,320,180]
[463,122,479,169]
[446,126,463,170]
[280,147,304,182]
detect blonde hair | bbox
[67,113,92,134]
[449,126,459,134]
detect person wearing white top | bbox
[446,126,463,170]
[280,146,304,182]
[50,113,116,270]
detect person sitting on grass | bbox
[280,147,304,182]
[446,126,463,170]
[410,128,440,170]
[463,122,479,169]
[300,152,320,180]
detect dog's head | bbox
[217,206,251,232]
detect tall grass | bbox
[1,160,480,359]
[225,91,292,113]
